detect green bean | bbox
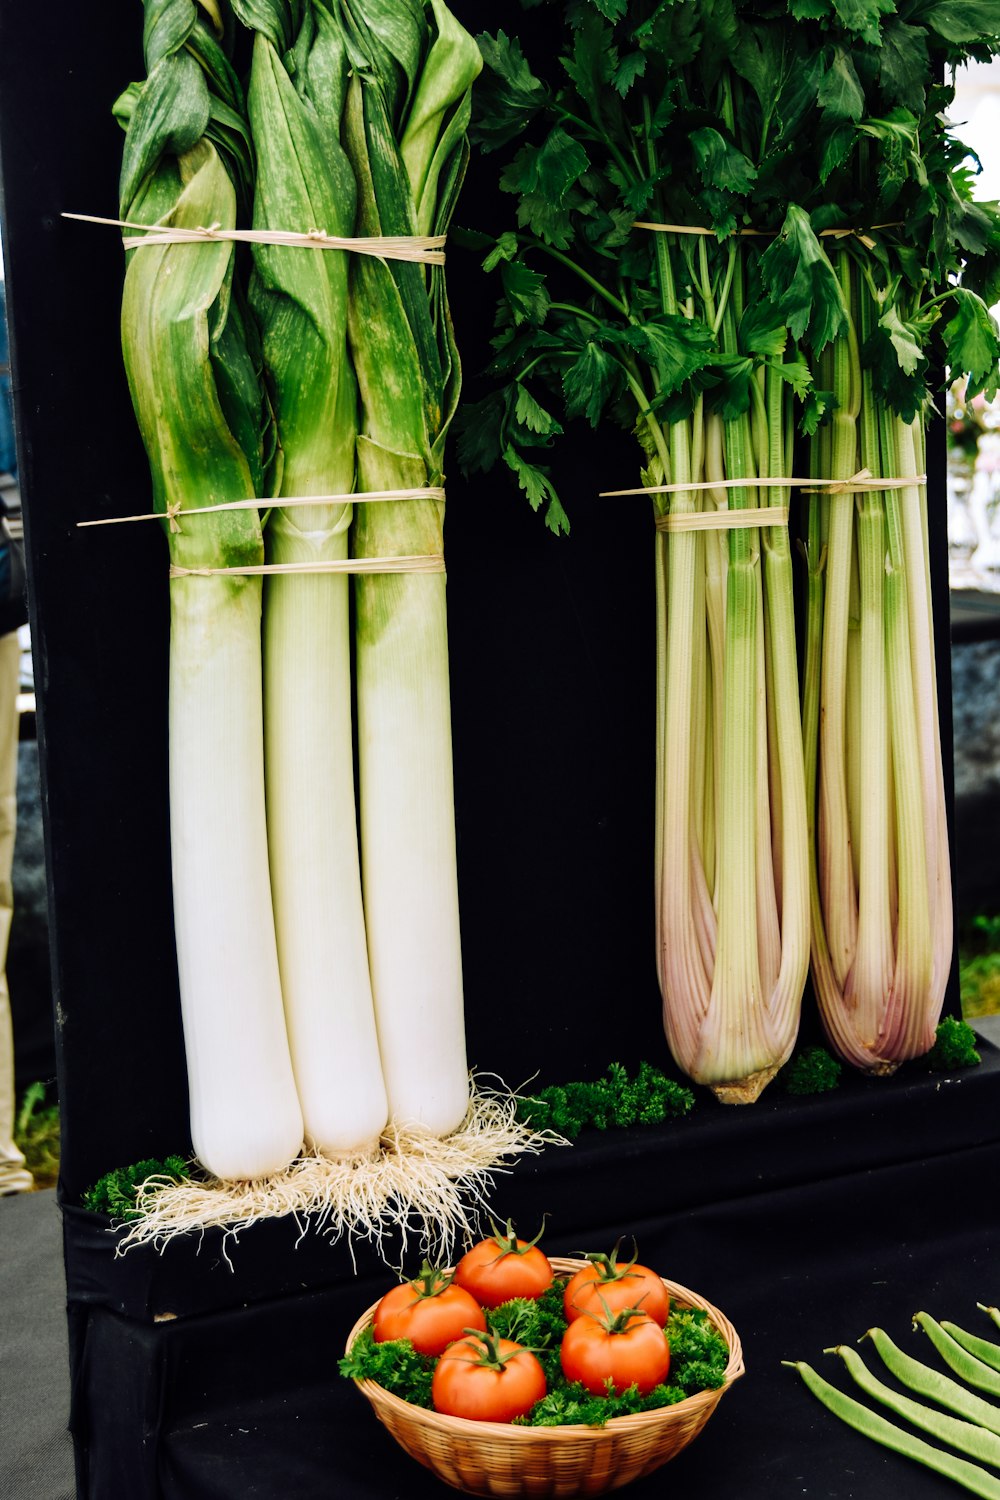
[866,1327,1000,1436]
[785,1361,1000,1498]
[916,1315,1000,1398]
[981,1307,1000,1340]
[943,1323,1000,1375]
[828,1345,1000,1468]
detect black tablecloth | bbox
[64,1053,1000,1500]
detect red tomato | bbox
[372,1263,486,1357]
[560,1310,671,1396]
[454,1220,554,1307]
[432,1332,547,1423]
[564,1245,669,1327]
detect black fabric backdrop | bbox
[0,3,981,1498]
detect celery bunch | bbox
[468,0,1000,1089]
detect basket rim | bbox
[345,1255,745,1439]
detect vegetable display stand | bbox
[2,2,998,1499]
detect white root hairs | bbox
[113,1078,562,1267]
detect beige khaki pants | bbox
[0,628,32,1192]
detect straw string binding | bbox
[601,470,926,532]
[80,488,447,577]
[656,506,788,534]
[169,555,445,579]
[633,221,903,252]
[78,487,446,535]
[62,213,446,265]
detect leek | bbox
[331,0,482,1136]
[234,0,389,1155]
[117,0,303,1179]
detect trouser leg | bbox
[0,628,32,1192]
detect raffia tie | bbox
[79,487,447,576]
[633,222,903,252]
[78,487,446,536]
[62,213,447,264]
[601,470,926,532]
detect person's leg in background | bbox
[0,626,31,1193]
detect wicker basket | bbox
[345,1257,745,1498]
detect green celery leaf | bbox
[613,51,647,96]
[689,126,758,194]
[831,0,894,45]
[943,289,1000,400]
[817,48,866,123]
[562,340,623,424]
[862,319,930,420]
[706,353,755,419]
[456,392,506,474]
[819,123,856,185]
[590,0,627,19]
[759,204,849,350]
[877,22,929,111]
[917,0,1000,45]
[514,382,564,437]
[501,259,552,326]
[483,230,520,272]
[501,126,591,208]
[472,30,549,151]
[617,315,716,396]
[800,386,836,435]
[503,444,570,533]
[879,302,926,376]
[739,300,788,358]
[789,0,833,18]
[562,10,615,116]
[768,356,813,398]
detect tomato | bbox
[563,1244,669,1327]
[372,1263,486,1357]
[560,1309,671,1396]
[453,1220,554,1307]
[432,1331,547,1423]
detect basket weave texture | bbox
[345,1256,745,1497]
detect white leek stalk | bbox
[120,90,303,1178]
[240,6,388,1155]
[337,0,481,1134]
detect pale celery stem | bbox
[689,396,711,895]
[750,366,768,476]
[694,283,766,1087]
[845,534,862,893]
[748,373,781,1005]
[847,284,894,1048]
[704,403,766,1085]
[648,230,713,1063]
[877,410,933,1059]
[897,414,953,1016]
[818,253,862,989]
[764,369,785,915]
[802,361,849,1052]
[704,414,728,908]
[761,363,810,1048]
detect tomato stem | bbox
[486,1214,549,1260]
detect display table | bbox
[0,5,987,1499]
[64,1048,1000,1500]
